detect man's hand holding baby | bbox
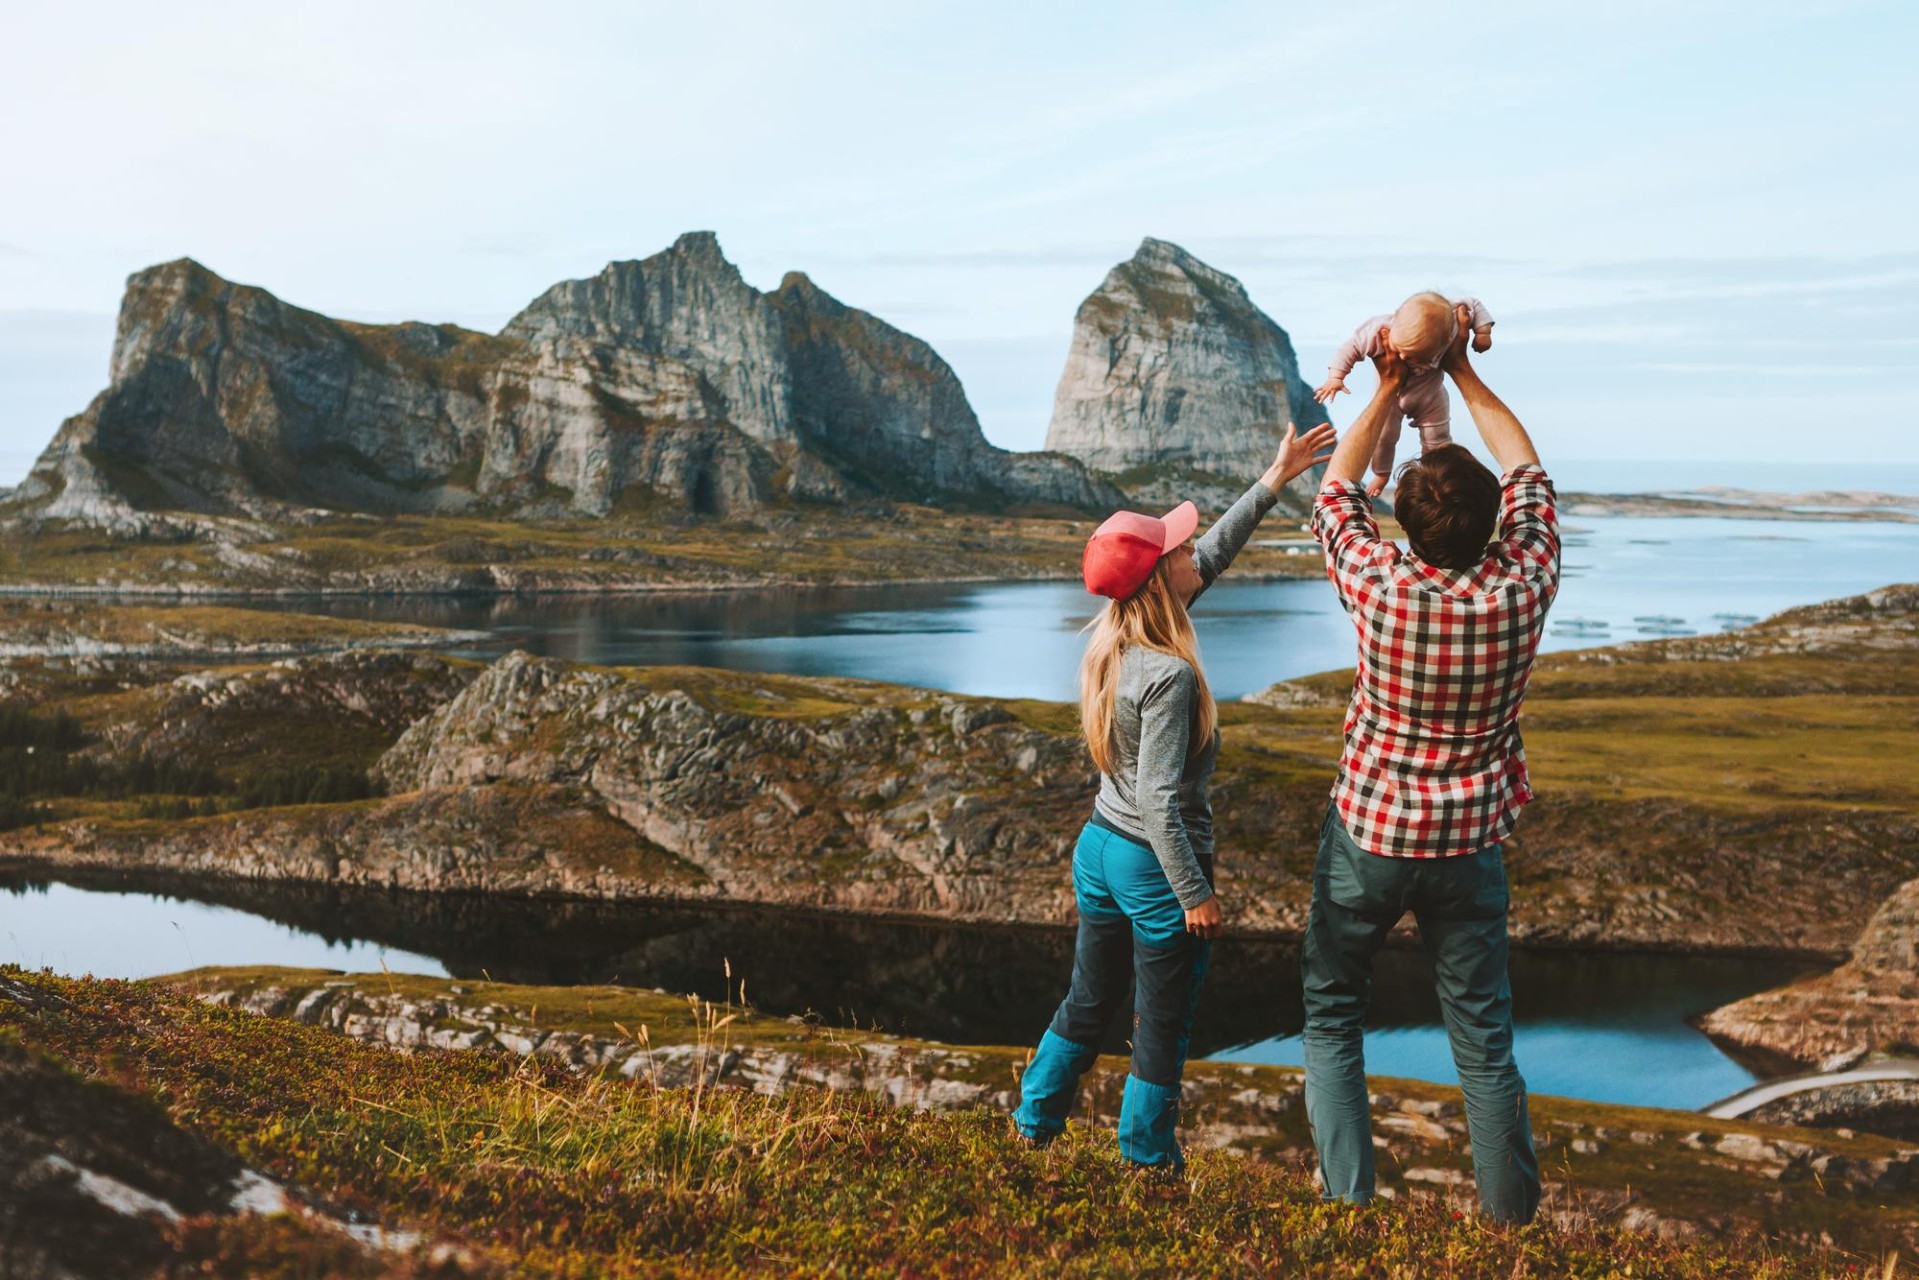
[1441,305,1476,376]
[1371,325,1406,386]
[1361,329,1408,494]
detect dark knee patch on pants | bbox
[1131,936,1209,1086]
[1049,911,1134,1045]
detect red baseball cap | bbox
[1082,501,1199,599]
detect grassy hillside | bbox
[0,503,1331,594]
[0,598,471,657]
[3,966,1908,1277]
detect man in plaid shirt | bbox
[1301,306,1557,1224]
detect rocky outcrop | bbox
[5,598,1918,952]
[1737,1078,1919,1142]
[8,233,1118,528]
[1700,876,1919,1070]
[1044,238,1329,510]
[88,649,478,777]
[372,653,1094,918]
[188,971,1010,1113]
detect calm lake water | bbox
[262,514,1919,700]
[1,870,1814,1110]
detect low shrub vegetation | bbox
[0,968,1895,1278]
[0,702,379,829]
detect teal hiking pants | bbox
[1301,804,1541,1223]
[1014,821,1211,1168]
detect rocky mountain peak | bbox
[775,270,821,297]
[1043,238,1328,508]
[669,228,727,258]
[8,234,1120,527]
[502,232,794,445]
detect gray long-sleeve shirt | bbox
[1091,480,1280,909]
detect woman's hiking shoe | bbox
[1010,1120,1057,1150]
[1123,1158,1186,1185]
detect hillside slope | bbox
[2,967,1910,1275]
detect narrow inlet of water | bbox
[1,870,1817,1111]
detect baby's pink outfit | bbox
[1327,297,1494,477]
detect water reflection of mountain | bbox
[4,869,1814,1061]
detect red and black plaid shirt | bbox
[1312,464,1561,858]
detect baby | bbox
[1315,292,1494,496]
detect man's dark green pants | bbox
[1301,803,1542,1223]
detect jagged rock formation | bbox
[7,233,1118,528]
[371,652,1095,917]
[1700,876,1919,1071]
[1044,238,1329,509]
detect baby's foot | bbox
[1365,473,1389,497]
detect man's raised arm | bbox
[1440,304,1540,473]
[1322,329,1406,490]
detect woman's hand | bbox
[1263,421,1339,493]
[1184,895,1223,940]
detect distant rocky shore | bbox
[0,598,482,658]
[1561,487,1919,522]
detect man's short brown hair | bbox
[1393,445,1500,569]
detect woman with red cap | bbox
[1012,420,1337,1173]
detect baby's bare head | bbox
[1387,292,1456,366]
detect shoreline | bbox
[2,496,1911,601]
[0,853,1852,967]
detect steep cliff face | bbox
[1044,238,1328,508]
[502,231,795,449]
[10,233,1117,526]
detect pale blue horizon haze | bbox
[2,1,1916,491]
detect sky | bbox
[2,1,1916,490]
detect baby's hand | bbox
[1314,375,1349,404]
[1365,472,1389,497]
[1472,325,1493,354]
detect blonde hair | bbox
[1388,291,1456,364]
[1078,556,1218,776]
